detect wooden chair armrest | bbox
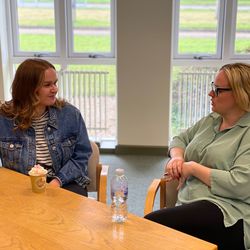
[97,164,109,203]
[144,179,161,216]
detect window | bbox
[173,0,225,59]
[171,0,250,139]
[232,0,250,57]
[6,0,117,143]
[10,0,58,56]
[67,0,114,57]
[8,0,115,59]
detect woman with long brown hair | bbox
[0,58,92,196]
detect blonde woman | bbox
[145,63,250,250]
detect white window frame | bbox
[66,0,116,58]
[9,0,60,57]
[172,0,250,67]
[173,0,226,61]
[7,0,116,62]
[228,0,250,60]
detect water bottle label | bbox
[111,187,128,199]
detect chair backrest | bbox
[87,141,108,203]
[87,141,100,192]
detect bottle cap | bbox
[115,168,124,176]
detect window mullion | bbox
[66,0,74,59]
[222,0,236,62]
[173,0,180,59]
[55,0,67,68]
[110,0,116,58]
[216,0,226,59]
[9,0,20,57]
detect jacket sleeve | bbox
[56,110,92,186]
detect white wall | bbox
[117,0,172,146]
[0,0,173,147]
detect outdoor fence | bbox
[57,70,109,141]
[172,67,218,135]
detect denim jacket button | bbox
[47,127,51,132]
[52,146,56,150]
[9,144,14,149]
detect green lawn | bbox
[17,2,250,98]
[21,0,110,4]
[20,33,250,56]
[20,34,110,52]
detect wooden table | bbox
[0,167,217,250]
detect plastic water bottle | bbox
[111,168,128,223]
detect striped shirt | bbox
[32,111,54,178]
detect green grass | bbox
[21,0,110,4]
[235,39,250,53]
[19,34,111,52]
[17,2,250,98]
[179,38,216,54]
[65,65,116,96]
[180,0,219,4]
[20,34,56,51]
[18,8,110,28]
[20,33,250,58]
[18,4,250,31]
[179,37,250,54]
[180,9,250,31]
[181,0,250,6]
[73,35,110,52]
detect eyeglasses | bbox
[211,81,232,96]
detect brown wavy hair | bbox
[220,62,250,112]
[0,58,65,130]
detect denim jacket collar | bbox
[47,106,58,129]
[12,107,59,129]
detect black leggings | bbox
[144,200,244,250]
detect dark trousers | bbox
[63,182,88,197]
[47,177,88,197]
[144,200,244,250]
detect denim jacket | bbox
[0,103,92,187]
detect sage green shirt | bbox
[170,112,250,250]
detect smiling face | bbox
[35,67,58,116]
[208,70,238,116]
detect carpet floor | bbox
[98,153,168,217]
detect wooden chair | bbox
[144,177,179,215]
[87,141,109,203]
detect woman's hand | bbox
[165,156,184,180]
[48,178,61,188]
[176,161,194,190]
[177,161,211,189]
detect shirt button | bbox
[9,144,14,149]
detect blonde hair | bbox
[220,62,250,111]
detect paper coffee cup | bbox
[28,165,48,193]
[29,174,47,193]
